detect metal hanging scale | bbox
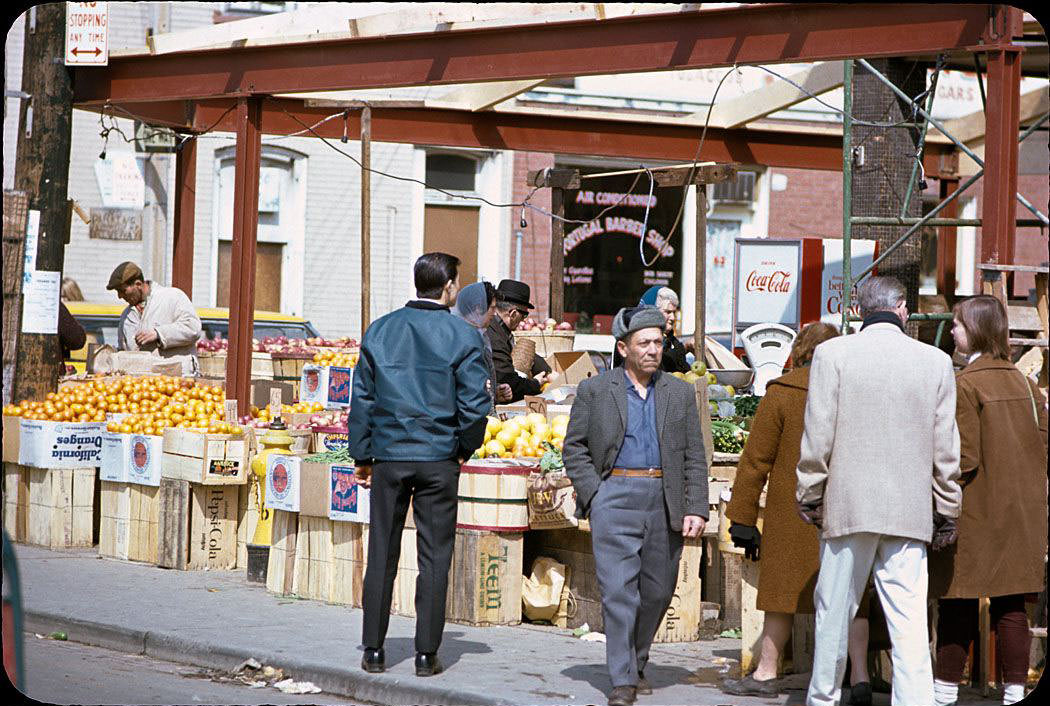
[740,323,797,396]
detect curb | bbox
[24,609,514,706]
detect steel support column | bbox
[980,46,1023,267]
[694,186,707,360]
[171,137,197,297]
[936,177,959,302]
[841,59,854,334]
[226,98,263,416]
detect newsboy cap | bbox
[106,261,144,290]
[611,305,666,341]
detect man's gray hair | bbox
[655,287,679,309]
[857,276,906,316]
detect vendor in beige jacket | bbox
[108,261,202,375]
[795,275,962,706]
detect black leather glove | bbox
[931,512,958,551]
[796,500,824,530]
[729,523,761,561]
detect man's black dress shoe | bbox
[361,647,385,673]
[415,652,444,676]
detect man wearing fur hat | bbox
[563,305,709,706]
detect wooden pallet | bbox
[157,479,239,570]
[3,463,29,542]
[98,481,161,563]
[26,467,98,549]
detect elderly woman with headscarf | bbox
[454,281,513,410]
[613,286,690,373]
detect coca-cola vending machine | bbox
[731,238,878,351]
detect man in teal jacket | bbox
[349,252,491,678]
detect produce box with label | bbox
[300,364,355,410]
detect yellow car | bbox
[64,302,322,373]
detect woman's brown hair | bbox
[953,295,1010,360]
[791,322,840,368]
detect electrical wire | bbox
[638,168,664,267]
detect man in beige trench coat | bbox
[796,276,962,706]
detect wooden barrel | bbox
[457,461,532,532]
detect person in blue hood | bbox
[613,286,690,373]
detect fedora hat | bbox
[496,280,535,310]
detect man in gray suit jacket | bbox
[564,306,709,706]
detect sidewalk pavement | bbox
[14,544,1003,706]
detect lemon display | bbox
[475,413,569,458]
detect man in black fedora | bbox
[487,279,552,403]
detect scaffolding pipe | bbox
[856,58,1049,226]
[841,59,854,333]
[900,61,942,219]
[853,170,983,284]
[851,217,1045,227]
[850,110,1050,285]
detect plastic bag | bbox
[522,556,567,622]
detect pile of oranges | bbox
[311,350,358,367]
[1,376,242,437]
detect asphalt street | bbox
[21,634,366,705]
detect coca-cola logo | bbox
[745,270,793,293]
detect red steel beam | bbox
[171,137,197,297]
[980,45,1023,266]
[226,98,263,416]
[174,98,952,173]
[72,4,996,104]
[936,177,959,301]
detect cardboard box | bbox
[100,431,130,483]
[2,415,20,464]
[160,428,249,485]
[299,461,330,518]
[313,427,349,454]
[250,380,295,408]
[18,420,105,469]
[328,464,369,523]
[265,454,302,512]
[126,434,164,487]
[545,351,599,386]
[300,365,354,410]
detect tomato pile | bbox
[2,376,243,437]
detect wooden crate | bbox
[447,528,524,627]
[26,467,99,549]
[271,354,312,380]
[198,353,226,378]
[653,536,703,642]
[161,428,249,485]
[236,481,262,570]
[3,463,29,542]
[98,482,160,563]
[390,527,420,616]
[330,521,368,607]
[252,352,274,380]
[267,509,299,595]
[157,479,239,570]
[2,415,20,464]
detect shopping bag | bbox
[527,470,578,529]
[522,556,567,622]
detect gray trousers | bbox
[590,475,683,688]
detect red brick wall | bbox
[510,152,554,319]
[767,167,844,239]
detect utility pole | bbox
[13,3,75,402]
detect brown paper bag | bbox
[522,556,567,622]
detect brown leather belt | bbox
[610,467,663,478]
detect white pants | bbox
[807,533,932,706]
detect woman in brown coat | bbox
[931,295,1048,706]
[721,323,872,703]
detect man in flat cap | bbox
[563,306,709,706]
[107,261,202,375]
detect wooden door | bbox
[217,241,283,312]
[424,205,480,286]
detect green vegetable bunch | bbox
[539,441,565,474]
[304,448,353,463]
[710,419,749,454]
[732,394,761,419]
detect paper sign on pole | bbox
[65,2,109,66]
[21,270,60,334]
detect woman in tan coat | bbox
[931,295,1048,706]
[721,323,872,704]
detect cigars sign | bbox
[733,238,877,345]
